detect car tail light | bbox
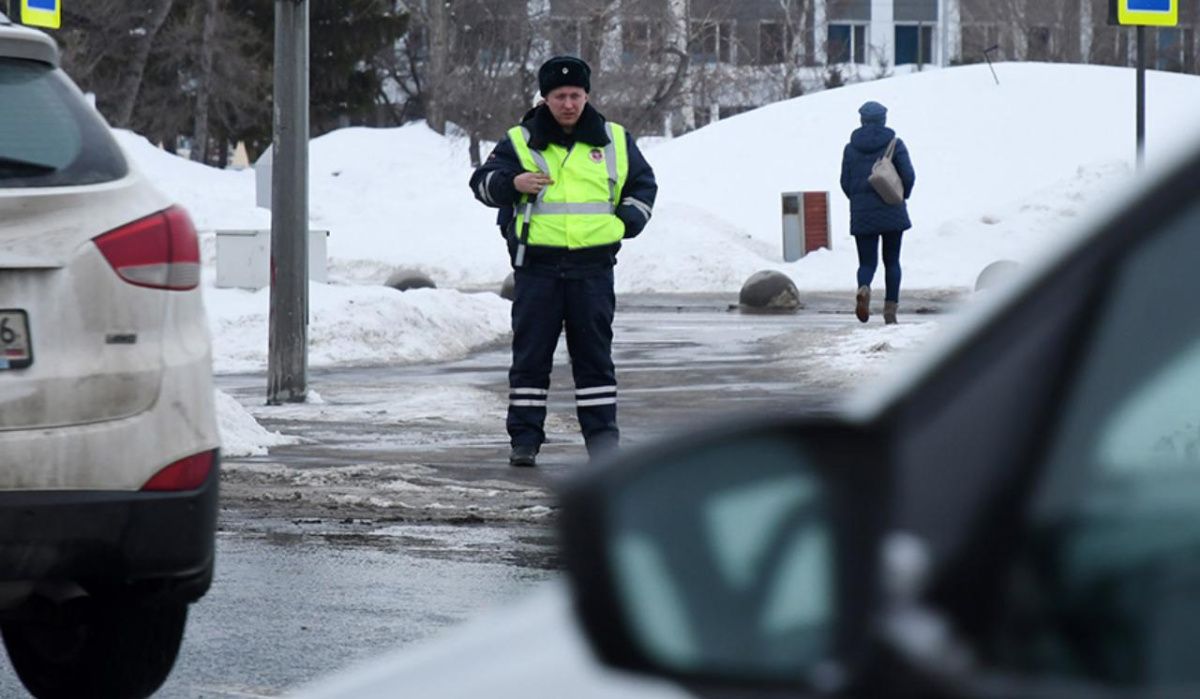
[93,206,201,291]
[141,450,216,492]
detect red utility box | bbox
[781,191,831,261]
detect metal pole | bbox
[1136,25,1146,171]
[983,45,1000,85]
[267,0,309,404]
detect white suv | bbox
[0,17,219,699]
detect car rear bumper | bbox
[0,451,219,604]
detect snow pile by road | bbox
[306,127,514,288]
[215,389,300,457]
[122,62,1200,298]
[120,61,1200,316]
[204,278,511,374]
[114,63,1200,453]
[116,132,269,234]
[627,63,1199,292]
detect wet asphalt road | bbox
[0,292,961,698]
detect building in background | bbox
[398,0,1198,142]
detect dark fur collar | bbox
[519,103,610,150]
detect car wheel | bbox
[1,595,188,699]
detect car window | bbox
[0,57,127,188]
[1008,197,1200,689]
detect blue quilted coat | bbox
[840,121,916,235]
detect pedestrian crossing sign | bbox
[1113,0,1179,26]
[20,0,60,30]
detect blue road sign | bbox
[20,0,60,29]
[1116,0,1179,25]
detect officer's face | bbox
[546,87,588,129]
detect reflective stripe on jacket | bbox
[507,122,629,250]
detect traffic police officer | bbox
[469,55,658,467]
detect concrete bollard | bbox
[975,260,1020,293]
[739,270,802,312]
[500,273,516,301]
[384,269,437,292]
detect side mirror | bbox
[558,417,888,692]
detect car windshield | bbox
[0,57,127,188]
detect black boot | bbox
[508,444,538,467]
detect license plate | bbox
[0,310,32,370]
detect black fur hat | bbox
[538,56,591,96]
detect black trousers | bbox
[507,267,618,453]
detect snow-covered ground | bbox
[204,276,510,375]
[119,62,1200,455]
[215,389,303,457]
[126,62,1200,297]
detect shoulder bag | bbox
[868,138,904,205]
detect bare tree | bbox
[112,0,176,127]
[388,0,455,133]
[667,0,696,131]
[59,0,176,127]
[58,2,127,88]
[959,0,1080,63]
[596,0,625,70]
[1079,0,1093,62]
[135,1,269,161]
[441,1,537,165]
[567,0,692,137]
[191,0,219,163]
[426,0,449,133]
[380,9,428,125]
[780,0,813,97]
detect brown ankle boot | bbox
[884,301,898,325]
[855,286,870,323]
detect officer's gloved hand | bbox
[616,205,646,239]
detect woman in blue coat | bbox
[840,101,916,324]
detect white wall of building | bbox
[870,0,895,67]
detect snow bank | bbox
[627,63,1200,292]
[306,126,512,288]
[215,389,300,457]
[113,61,1200,380]
[205,278,511,374]
[115,131,269,234]
[108,62,1200,457]
[120,63,1200,297]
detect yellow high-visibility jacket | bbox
[507,121,629,250]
